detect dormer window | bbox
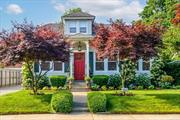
[80,27,86,33]
[70,27,76,33]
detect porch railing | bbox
[0,68,22,87]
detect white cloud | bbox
[6,4,23,14]
[51,0,66,12]
[52,0,144,22]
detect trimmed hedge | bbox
[51,91,73,113]
[107,74,121,89]
[164,61,180,85]
[92,75,109,87]
[87,92,107,113]
[49,76,67,88]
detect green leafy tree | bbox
[139,0,178,27]
[120,59,136,88]
[150,58,166,87]
[64,8,82,16]
[161,26,180,60]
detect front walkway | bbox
[0,85,21,96]
[72,81,89,112]
[1,113,180,120]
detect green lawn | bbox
[0,90,55,115]
[103,90,180,113]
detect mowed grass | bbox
[0,90,55,115]
[103,90,180,113]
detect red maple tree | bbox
[91,20,162,90]
[0,21,69,94]
[172,4,180,25]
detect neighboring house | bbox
[35,12,152,80]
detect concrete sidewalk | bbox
[0,85,21,96]
[0,113,180,120]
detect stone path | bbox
[0,85,21,96]
[71,81,89,112]
[1,113,180,120]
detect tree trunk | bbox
[26,60,37,95]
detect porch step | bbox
[73,102,89,112]
[72,81,89,92]
[72,107,89,112]
[71,88,89,92]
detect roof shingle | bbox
[63,11,95,18]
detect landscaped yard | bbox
[0,90,68,115]
[102,90,180,113]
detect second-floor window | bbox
[70,27,76,33]
[80,27,87,33]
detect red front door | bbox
[74,53,85,80]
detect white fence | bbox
[0,68,22,87]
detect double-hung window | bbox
[70,27,76,33]
[79,21,87,33]
[96,56,104,71]
[80,27,86,33]
[53,61,63,71]
[142,59,150,71]
[41,61,50,71]
[108,58,117,71]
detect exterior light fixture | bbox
[78,41,82,51]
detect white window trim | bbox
[39,61,64,73]
[69,27,77,34]
[80,27,87,34]
[40,61,52,72]
[108,60,118,71]
[137,58,151,73]
[93,53,119,73]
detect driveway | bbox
[0,113,180,120]
[0,85,21,96]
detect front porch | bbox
[69,38,91,80]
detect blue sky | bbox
[0,0,147,30]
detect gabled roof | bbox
[62,12,95,20]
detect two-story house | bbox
[38,11,151,80]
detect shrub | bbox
[161,75,174,83]
[175,85,180,89]
[107,74,121,89]
[134,74,151,89]
[91,84,99,91]
[51,91,73,113]
[108,86,114,90]
[120,59,136,88]
[37,75,51,89]
[22,74,50,90]
[164,61,180,85]
[49,76,67,88]
[67,77,74,83]
[159,82,172,89]
[22,62,32,89]
[92,75,109,87]
[128,84,136,90]
[137,86,144,90]
[148,85,155,90]
[87,92,107,113]
[85,76,91,83]
[150,58,166,87]
[101,85,107,91]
